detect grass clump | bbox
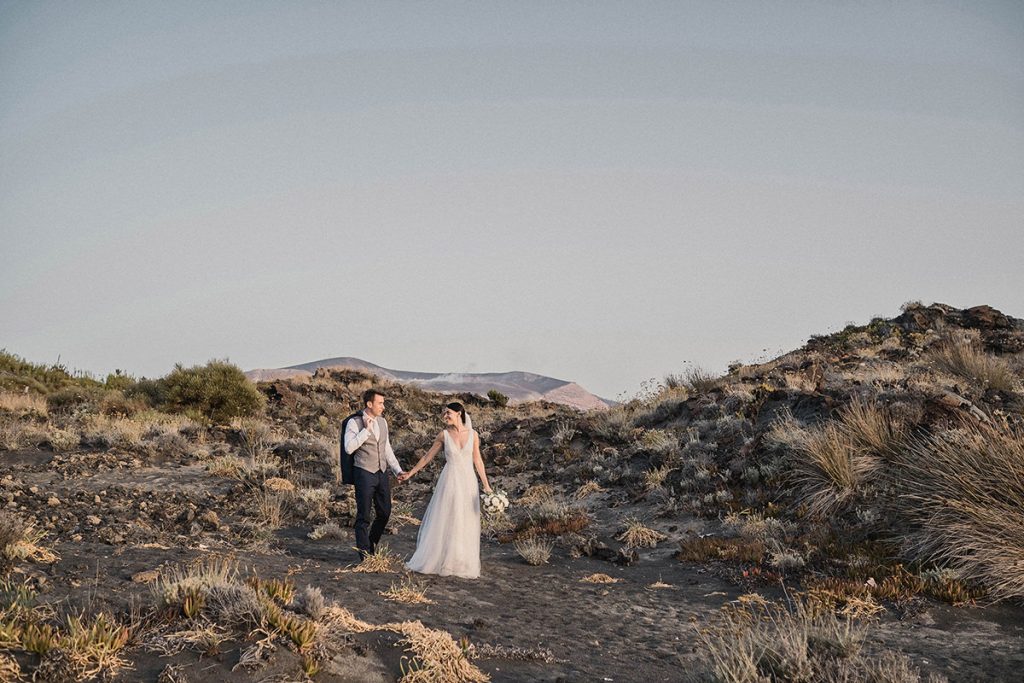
[380,576,434,604]
[616,518,667,549]
[514,536,554,566]
[928,334,1019,392]
[891,420,1024,601]
[162,360,266,424]
[697,596,944,683]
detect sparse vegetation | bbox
[514,536,554,566]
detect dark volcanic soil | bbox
[5,446,1024,682]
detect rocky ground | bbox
[2,302,1024,682]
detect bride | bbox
[399,402,493,579]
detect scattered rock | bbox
[46,496,60,507]
[86,515,101,526]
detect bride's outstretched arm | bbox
[472,432,492,493]
[399,432,443,481]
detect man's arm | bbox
[343,416,372,455]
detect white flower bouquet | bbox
[480,489,510,514]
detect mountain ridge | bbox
[244,356,613,410]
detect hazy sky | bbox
[2,1,1022,399]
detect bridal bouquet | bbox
[480,489,510,514]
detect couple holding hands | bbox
[342,388,493,580]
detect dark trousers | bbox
[353,467,391,557]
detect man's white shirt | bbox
[343,412,404,476]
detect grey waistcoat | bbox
[354,416,390,474]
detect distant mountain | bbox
[245,357,613,411]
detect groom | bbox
[342,388,406,560]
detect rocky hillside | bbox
[0,302,1022,682]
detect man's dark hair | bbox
[362,388,385,407]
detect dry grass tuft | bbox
[397,621,490,683]
[380,576,434,605]
[890,420,1024,600]
[698,596,942,683]
[253,489,288,529]
[580,573,620,584]
[308,521,347,541]
[616,518,667,549]
[768,401,904,518]
[514,536,554,566]
[263,476,295,492]
[929,334,1019,392]
[0,392,47,417]
[677,536,766,564]
[517,484,554,507]
[353,544,399,573]
[573,480,605,500]
[321,606,489,682]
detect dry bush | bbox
[206,454,246,477]
[514,536,554,566]
[638,429,676,455]
[551,420,577,449]
[928,334,1019,392]
[573,480,605,500]
[231,416,281,463]
[308,522,346,541]
[580,573,620,584]
[397,621,490,683]
[515,499,591,537]
[481,511,514,538]
[0,512,59,572]
[294,585,326,620]
[155,557,270,628]
[353,544,399,573]
[0,392,47,417]
[0,418,48,451]
[590,405,633,442]
[517,484,554,507]
[253,489,288,529]
[677,536,766,564]
[769,401,904,518]
[890,420,1024,600]
[63,611,132,679]
[80,414,145,448]
[643,464,673,490]
[616,518,666,549]
[380,576,434,604]
[697,596,944,683]
[722,512,794,544]
[297,486,331,520]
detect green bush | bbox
[0,350,100,394]
[162,361,265,424]
[487,389,509,408]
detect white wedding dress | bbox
[405,429,481,579]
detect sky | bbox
[2,1,1022,400]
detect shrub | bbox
[0,350,99,394]
[162,361,265,424]
[928,335,1019,392]
[891,420,1024,600]
[616,518,667,549]
[696,597,944,683]
[514,536,553,566]
[487,389,509,408]
[294,585,326,620]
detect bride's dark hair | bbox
[445,402,467,425]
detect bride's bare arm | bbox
[401,432,444,480]
[472,431,492,493]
